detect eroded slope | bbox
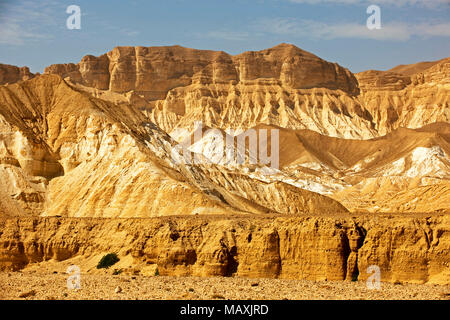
[0,75,347,217]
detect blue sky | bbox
[0,0,449,73]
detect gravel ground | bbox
[0,272,449,300]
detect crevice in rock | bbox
[342,232,351,280]
[275,230,282,277]
[185,249,197,265]
[225,245,238,276]
[170,231,180,241]
[345,223,367,281]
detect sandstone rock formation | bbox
[356,58,450,136]
[0,64,35,85]
[387,58,447,76]
[0,74,347,217]
[0,44,449,287]
[0,214,448,284]
[182,121,450,212]
[45,44,358,97]
[45,44,379,139]
[0,62,449,215]
[43,44,449,142]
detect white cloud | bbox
[0,0,63,45]
[417,22,450,36]
[0,20,50,45]
[255,17,450,40]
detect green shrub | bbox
[97,253,119,269]
[112,268,123,275]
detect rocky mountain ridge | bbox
[0,44,449,285]
[0,45,449,215]
[0,74,347,217]
[40,44,449,140]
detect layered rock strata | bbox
[0,74,347,217]
[0,64,35,85]
[43,44,449,140]
[0,214,448,284]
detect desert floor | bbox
[1,271,449,300]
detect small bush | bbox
[97,253,119,269]
[112,268,123,275]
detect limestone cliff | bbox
[43,44,449,141]
[45,44,379,140]
[0,214,448,284]
[0,64,35,85]
[1,46,449,215]
[1,73,449,215]
[356,58,450,136]
[0,46,449,288]
[45,44,358,97]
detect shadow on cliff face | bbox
[225,246,238,276]
[344,224,367,282]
